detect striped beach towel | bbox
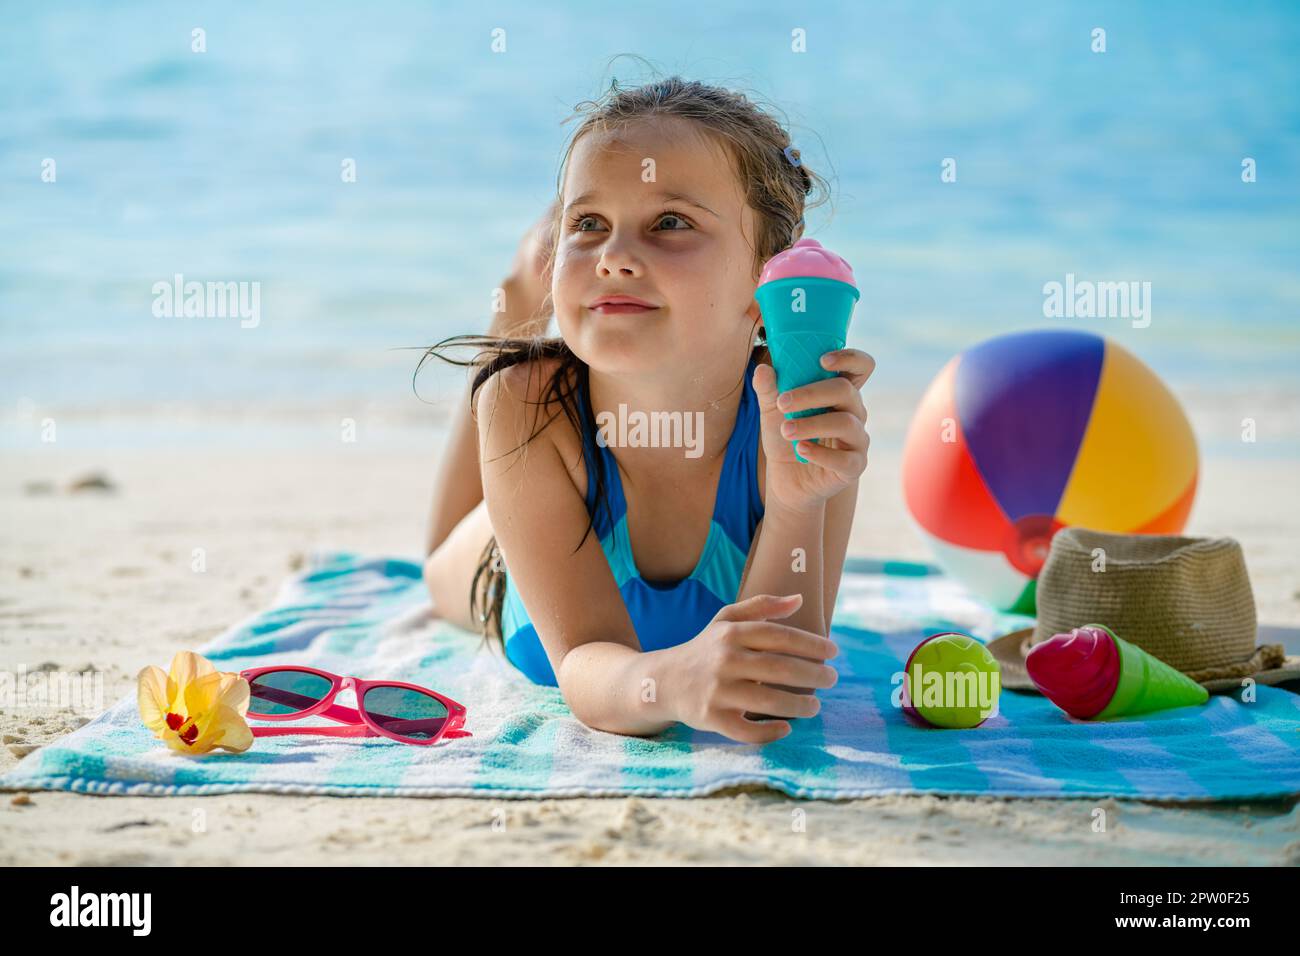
[2,551,1297,800]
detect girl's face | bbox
[552,116,763,377]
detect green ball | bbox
[904,633,1001,729]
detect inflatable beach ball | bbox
[902,330,1197,613]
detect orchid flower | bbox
[137,651,254,755]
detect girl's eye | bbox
[655,212,692,231]
[566,211,693,232]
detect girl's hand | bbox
[752,348,876,515]
[667,593,839,744]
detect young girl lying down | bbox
[421,77,874,744]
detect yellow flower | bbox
[137,651,254,755]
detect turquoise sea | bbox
[1,1,1297,449]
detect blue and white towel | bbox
[2,552,1297,800]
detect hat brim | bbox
[985,628,1300,695]
[985,628,1038,691]
[1199,666,1300,694]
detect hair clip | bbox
[783,145,802,168]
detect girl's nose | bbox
[597,240,643,277]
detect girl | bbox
[421,77,874,744]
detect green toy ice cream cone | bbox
[1096,626,1210,719]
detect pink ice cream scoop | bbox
[758,238,858,287]
[1024,626,1120,718]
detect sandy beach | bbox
[3,422,1297,866]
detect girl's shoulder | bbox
[477,354,589,500]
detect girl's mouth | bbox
[591,303,660,315]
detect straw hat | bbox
[986,528,1300,694]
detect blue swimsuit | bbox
[500,354,766,686]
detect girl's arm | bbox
[735,502,827,636]
[819,480,859,633]
[739,480,857,636]
[475,360,677,736]
[424,205,556,558]
[740,348,874,635]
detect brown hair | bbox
[414,71,831,654]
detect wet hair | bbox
[413,70,831,654]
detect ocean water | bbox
[1,0,1298,449]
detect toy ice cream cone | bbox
[1025,624,1209,720]
[755,239,860,463]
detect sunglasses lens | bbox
[361,686,449,742]
[247,670,333,716]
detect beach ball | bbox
[901,330,1197,613]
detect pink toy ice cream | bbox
[1025,624,1209,720]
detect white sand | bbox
[2,439,1298,866]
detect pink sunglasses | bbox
[239,665,471,746]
